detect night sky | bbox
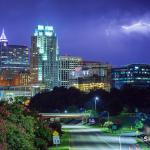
[0,0,150,66]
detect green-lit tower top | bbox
[34,25,56,37]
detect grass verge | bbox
[100,127,137,136]
[136,139,150,150]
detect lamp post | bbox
[94,96,99,111]
[105,111,110,122]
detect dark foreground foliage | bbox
[0,101,61,150]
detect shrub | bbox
[103,121,113,128]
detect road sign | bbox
[53,136,60,145]
[53,130,59,136]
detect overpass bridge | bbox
[39,113,91,120]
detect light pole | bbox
[64,110,68,114]
[105,111,110,122]
[94,96,99,111]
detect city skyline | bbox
[0,1,150,150]
[1,0,150,66]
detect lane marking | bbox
[96,133,116,150]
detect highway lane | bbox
[63,125,141,150]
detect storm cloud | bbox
[0,0,150,66]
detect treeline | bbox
[29,86,150,115]
[29,87,88,113]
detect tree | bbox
[0,101,53,150]
[29,87,88,113]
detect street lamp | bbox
[94,96,99,111]
[64,110,68,113]
[104,111,110,122]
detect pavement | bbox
[63,125,142,150]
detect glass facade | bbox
[0,29,29,72]
[0,29,30,87]
[112,64,150,89]
[0,45,29,71]
[59,56,82,88]
[31,25,59,90]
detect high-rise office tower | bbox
[59,56,82,88]
[0,29,29,71]
[0,29,31,99]
[31,25,59,90]
[0,29,29,84]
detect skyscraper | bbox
[31,25,59,90]
[0,29,29,79]
[59,55,82,88]
[0,29,31,99]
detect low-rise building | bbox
[112,64,150,89]
[70,61,111,92]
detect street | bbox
[63,125,141,150]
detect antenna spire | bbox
[0,28,8,42]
